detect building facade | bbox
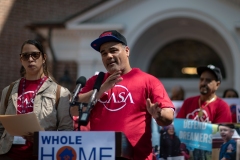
[1,0,240,98]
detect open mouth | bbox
[200,86,207,90]
[220,134,226,138]
[107,61,116,66]
[200,86,208,93]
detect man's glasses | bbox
[20,52,41,61]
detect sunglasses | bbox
[20,52,41,61]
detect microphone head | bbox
[76,76,87,87]
[93,72,105,91]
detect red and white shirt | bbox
[176,95,232,123]
[80,68,174,160]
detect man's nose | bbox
[106,53,113,59]
[200,79,207,85]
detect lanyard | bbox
[198,96,216,118]
[21,76,47,113]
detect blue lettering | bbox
[52,136,59,144]
[79,147,96,160]
[41,136,51,144]
[42,135,82,145]
[40,147,54,160]
[76,136,82,144]
[60,136,67,144]
[69,136,74,144]
[99,148,112,160]
[100,147,112,160]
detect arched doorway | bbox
[129,17,234,97]
[148,39,226,79]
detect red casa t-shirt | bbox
[80,68,174,160]
[176,95,232,123]
[7,77,46,159]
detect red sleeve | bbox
[213,99,232,123]
[150,77,174,109]
[79,75,98,94]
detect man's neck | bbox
[200,94,217,102]
[122,67,132,75]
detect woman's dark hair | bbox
[20,39,51,78]
[222,88,239,98]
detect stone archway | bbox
[148,39,226,79]
[128,16,235,96]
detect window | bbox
[148,39,226,79]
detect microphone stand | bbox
[78,102,83,131]
[78,102,88,131]
[70,101,84,131]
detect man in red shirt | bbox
[177,65,232,160]
[176,64,232,123]
[71,30,174,160]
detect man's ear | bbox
[216,81,221,87]
[125,46,130,57]
[215,81,221,91]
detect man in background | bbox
[176,64,232,160]
[176,64,232,123]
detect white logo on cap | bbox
[207,65,215,69]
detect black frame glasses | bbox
[20,52,41,61]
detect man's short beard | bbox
[200,91,208,95]
[199,86,209,95]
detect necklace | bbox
[20,76,47,114]
[198,96,216,118]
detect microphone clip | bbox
[69,101,82,107]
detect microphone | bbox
[89,72,105,107]
[71,76,87,104]
[79,72,105,125]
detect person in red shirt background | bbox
[176,64,232,123]
[176,64,232,160]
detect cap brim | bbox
[197,66,220,81]
[91,36,124,52]
[197,66,210,76]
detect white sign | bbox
[172,101,184,118]
[223,98,240,123]
[38,131,115,160]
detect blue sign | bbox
[174,118,213,151]
[38,131,115,160]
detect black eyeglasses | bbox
[20,52,41,61]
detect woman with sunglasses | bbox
[0,40,73,160]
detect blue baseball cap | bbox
[91,30,127,52]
